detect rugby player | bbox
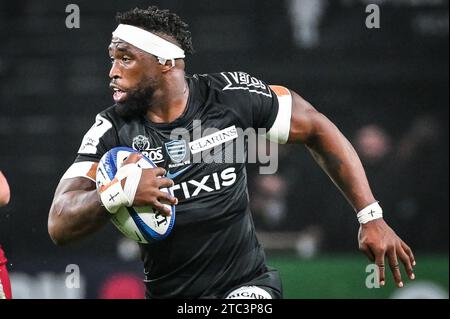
[48,6,415,299]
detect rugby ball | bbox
[96,146,175,244]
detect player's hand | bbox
[121,153,178,216]
[358,218,416,288]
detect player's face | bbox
[108,38,160,104]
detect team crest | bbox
[132,135,150,151]
[165,140,186,163]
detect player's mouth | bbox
[110,84,128,103]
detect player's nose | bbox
[109,60,122,79]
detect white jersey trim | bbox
[61,161,98,182]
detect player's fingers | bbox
[153,167,167,177]
[157,191,178,206]
[387,249,403,288]
[152,200,172,216]
[359,244,375,262]
[398,247,415,281]
[401,241,416,267]
[158,177,174,189]
[374,252,386,286]
[122,153,143,165]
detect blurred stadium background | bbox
[0,0,448,299]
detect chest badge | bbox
[165,140,187,163]
[132,135,150,151]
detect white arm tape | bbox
[266,86,292,144]
[357,202,383,224]
[99,164,142,214]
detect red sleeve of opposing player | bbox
[0,246,12,299]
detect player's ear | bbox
[160,59,176,73]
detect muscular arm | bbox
[48,155,176,246]
[287,92,374,211]
[286,90,415,287]
[48,177,110,245]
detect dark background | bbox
[0,0,448,298]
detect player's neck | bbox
[146,73,189,124]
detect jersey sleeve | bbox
[215,72,277,130]
[61,112,117,182]
[213,72,292,143]
[75,113,117,163]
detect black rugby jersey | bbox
[74,72,280,298]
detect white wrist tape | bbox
[357,202,383,224]
[99,164,142,214]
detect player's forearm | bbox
[48,189,109,245]
[305,114,376,212]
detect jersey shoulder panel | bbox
[75,105,122,162]
[194,72,279,131]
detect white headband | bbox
[112,24,185,65]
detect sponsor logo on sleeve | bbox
[78,115,112,154]
[221,72,272,97]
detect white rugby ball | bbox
[96,146,175,244]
